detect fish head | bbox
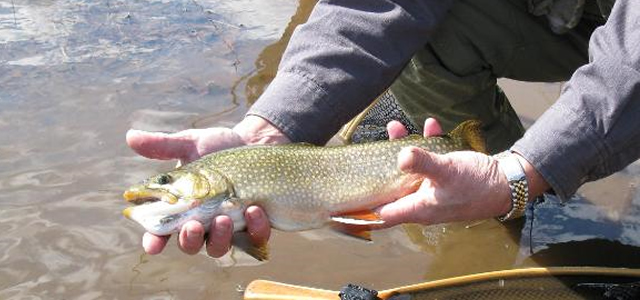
[123,170,213,205]
[122,169,233,235]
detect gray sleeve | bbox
[512,0,640,201]
[247,0,452,145]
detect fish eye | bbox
[157,174,172,185]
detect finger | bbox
[142,232,170,255]
[205,215,234,258]
[178,220,206,255]
[245,206,271,246]
[386,120,409,140]
[423,118,443,137]
[398,146,448,177]
[376,193,430,227]
[126,129,197,161]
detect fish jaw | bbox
[122,183,206,235]
[123,192,247,236]
[122,181,192,228]
[123,200,195,235]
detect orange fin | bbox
[331,223,373,241]
[330,210,384,242]
[330,210,385,225]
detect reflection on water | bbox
[1,0,640,299]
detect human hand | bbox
[126,116,286,256]
[378,118,513,227]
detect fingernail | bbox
[213,217,230,237]
[186,227,201,240]
[247,208,264,222]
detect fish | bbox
[123,120,485,260]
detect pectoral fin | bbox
[330,210,384,242]
[232,232,269,261]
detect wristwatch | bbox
[493,151,529,221]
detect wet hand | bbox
[126,116,286,256]
[126,127,246,166]
[378,118,512,227]
[138,207,271,257]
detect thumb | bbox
[397,146,449,177]
[386,120,409,140]
[126,129,197,161]
[423,118,443,137]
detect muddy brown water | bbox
[1,1,639,299]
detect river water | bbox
[1,1,639,299]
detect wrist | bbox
[493,151,529,221]
[493,150,551,221]
[512,151,550,201]
[233,115,291,146]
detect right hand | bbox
[126,116,287,257]
[378,118,548,227]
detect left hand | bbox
[377,118,513,227]
[126,116,286,256]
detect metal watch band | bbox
[493,151,529,221]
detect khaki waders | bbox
[342,0,610,154]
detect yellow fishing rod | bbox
[244,267,640,300]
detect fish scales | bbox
[189,135,462,212]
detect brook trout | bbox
[123,120,485,259]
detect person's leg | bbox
[390,0,601,153]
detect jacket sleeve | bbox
[247,0,452,145]
[512,0,640,201]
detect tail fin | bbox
[448,120,487,154]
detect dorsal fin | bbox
[448,120,487,154]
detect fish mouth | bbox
[122,190,161,222]
[122,193,162,220]
[122,187,189,227]
[123,192,159,205]
[122,199,193,235]
[122,194,193,230]
[123,188,179,205]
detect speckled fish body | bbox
[123,120,485,240]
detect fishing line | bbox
[11,0,17,27]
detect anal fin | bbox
[330,210,385,225]
[330,210,384,242]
